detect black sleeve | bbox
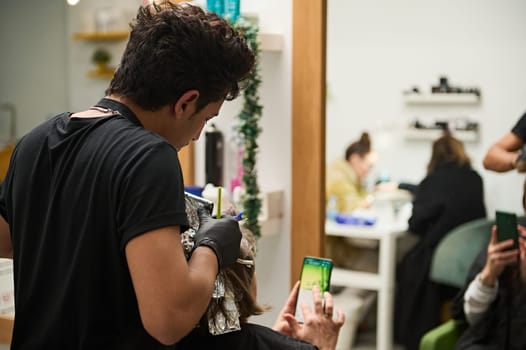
[0,181,6,221]
[116,143,189,249]
[511,111,526,141]
[398,182,418,194]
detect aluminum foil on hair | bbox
[207,288,241,335]
[182,192,242,335]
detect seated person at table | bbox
[326,131,375,213]
[177,220,345,350]
[394,130,486,350]
[325,132,377,272]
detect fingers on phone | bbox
[312,285,323,314]
[490,226,498,242]
[323,291,334,317]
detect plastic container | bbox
[334,214,377,226]
[206,0,224,15]
[223,0,240,21]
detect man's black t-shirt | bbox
[511,111,526,140]
[0,99,188,349]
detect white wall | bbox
[66,0,139,111]
[327,0,526,217]
[0,0,68,138]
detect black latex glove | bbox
[193,208,242,270]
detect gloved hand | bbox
[193,207,242,270]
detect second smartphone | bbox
[294,256,333,323]
[495,210,518,250]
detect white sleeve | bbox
[463,273,498,325]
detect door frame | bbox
[291,0,326,283]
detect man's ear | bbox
[174,90,199,119]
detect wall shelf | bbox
[73,31,282,51]
[258,33,283,52]
[405,127,479,143]
[73,31,129,41]
[259,190,284,236]
[403,93,480,105]
[87,68,116,79]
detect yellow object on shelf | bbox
[87,68,116,79]
[73,31,129,41]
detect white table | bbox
[326,218,408,350]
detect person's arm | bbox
[0,215,12,258]
[483,131,523,172]
[463,273,498,325]
[126,210,241,345]
[398,182,418,195]
[126,226,218,345]
[273,282,345,350]
[463,226,518,325]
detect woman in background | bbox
[325,132,377,272]
[394,131,486,350]
[326,132,375,213]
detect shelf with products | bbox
[402,77,482,142]
[405,117,480,142]
[73,30,283,51]
[405,127,479,143]
[72,30,282,51]
[73,25,282,80]
[403,92,480,105]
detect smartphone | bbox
[495,210,518,250]
[294,256,333,323]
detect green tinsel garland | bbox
[233,18,263,238]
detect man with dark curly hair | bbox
[0,2,254,349]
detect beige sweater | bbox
[326,159,368,214]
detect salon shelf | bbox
[258,33,283,52]
[73,31,282,51]
[405,127,479,143]
[403,93,480,105]
[258,190,284,236]
[87,68,116,79]
[73,31,129,41]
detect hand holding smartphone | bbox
[495,210,518,250]
[294,256,333,323]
